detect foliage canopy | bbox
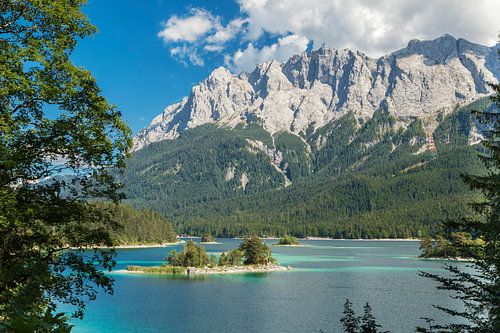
[0,0,131,330]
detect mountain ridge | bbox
[133,34,499,151]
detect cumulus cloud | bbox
[158,9,215,43]
[226,34,309,72]
[237,0,500,57]
[207,18,248,44]
[158,10,247,65]
[159,1,500,69]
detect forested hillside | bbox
[94,203,177,244]
[121,98,491,238]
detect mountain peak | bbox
[133,36,500,151]
[208,66,232,79]
[394,34,462,64]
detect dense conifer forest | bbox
[120,98,492,238]
[95,203,177,244]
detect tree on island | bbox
[278,235,299,245]
[417,47,500,332]
[238,235,275,265]
[0,1,131,331]
[218,249,243,266]
[201,233,215,242]
[166,240,209,267]
[165,237,275,268]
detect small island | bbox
[199,233,219,244]
[274,235,301,246]
[127,235,290,275]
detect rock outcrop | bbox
[133,35,499,151]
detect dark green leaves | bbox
[0,1,131,330]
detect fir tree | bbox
[340,299,360,333]
[360,303,385,333]
[418,47,500,333]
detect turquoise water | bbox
[71,239,464,332]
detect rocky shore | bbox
[125,263,291,275]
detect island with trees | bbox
[127,236,290,275]
[199,233,219,244]
[274,235,301,246]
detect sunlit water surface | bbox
[71,239,465,332]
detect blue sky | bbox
[72,1,241,134]
[72,0,500,135]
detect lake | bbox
[71,239,464,332]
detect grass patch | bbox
[127,265,187,274]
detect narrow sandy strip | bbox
[84,241,186,249]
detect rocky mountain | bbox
[133,34,499,151]
[122,35,499,238]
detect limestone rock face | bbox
[133,35,499,151]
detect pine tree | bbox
[418,47,500,332]
[238,235,273,265]
[360,303,384,333]
[340,299,360,333]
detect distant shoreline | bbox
[304,237,420,241]
[87,240,186,249]
[234,237,420,241]
[87,238,421,249]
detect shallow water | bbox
[71,239,465,332]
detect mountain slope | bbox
[122,97,492,238]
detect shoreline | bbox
[419,256,474,262]
[85,238,422,249]
[122,263,291,275]
[90,240,186,249]
[187,264,290,275]
[304,237,420,241]
[234,237,280,240]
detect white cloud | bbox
[226,34,309,72]
[158,9,215,43]
[160,1,500,69]
[204,44,224,52]
[237,0,500,57]
[207,18,248,44]
[158,10,246,66]
[170,45,204,66]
